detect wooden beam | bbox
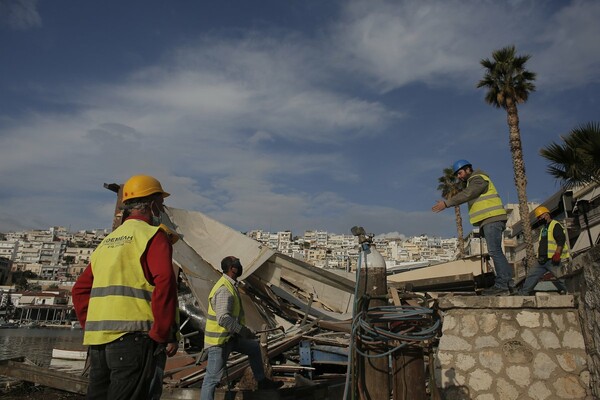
[0,357,88,394]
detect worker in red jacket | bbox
[72,175,179,400]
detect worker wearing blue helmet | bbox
[432,160,513,296]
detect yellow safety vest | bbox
[542,220,570,259]
[467,173,507,225]
[204,276,245,347]
[84,219,159,345]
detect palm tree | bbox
[437,167,466,258]
[477,45,537,269]
[540,121,600,188]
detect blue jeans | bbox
[481,221,513,290]
[519,259,567,295]
[200,336,266,400]
[87,333,159,400]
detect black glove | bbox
[538,257,548,265]
[238,326,256,339]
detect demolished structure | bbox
[159,208,441,399]
[2,180,598,399]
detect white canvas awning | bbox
[575,185,600,203]
[570,224,600,255]
[166,207,275,279]
[163,207,355,326]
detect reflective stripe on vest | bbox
[84,219,159,345]
[542,220,570,259]
[204,276,245,347]
[467,173,507,225]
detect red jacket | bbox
[72,216,178,344]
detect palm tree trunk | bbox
[454,206,465,258]
[506,99,536,271]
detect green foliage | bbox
[477,45,536,109]
[437,167,464,199]
[540,122,600,188]
[12,270,39,291]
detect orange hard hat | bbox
[534,206,550,218]
[122,175,170,202]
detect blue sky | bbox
[1,0,599,238]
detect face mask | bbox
[235,264,243,278]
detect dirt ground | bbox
[1,382,85,399]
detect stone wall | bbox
[435,295,591,399]
[569,245,600,399]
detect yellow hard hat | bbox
[122,175,170,202]
[534,206,550,218]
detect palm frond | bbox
[478,45,536,109]
[540,121,600,187]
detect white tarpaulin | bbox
[166,207,275,280]
[570,224,600,255]
[164,207,355,322]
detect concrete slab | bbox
[437,294,575,310]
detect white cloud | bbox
[533,0,600,88]
[1,0,597,239]
[331,0,600,92]
[248,130,274,144]
[0,0,41,30]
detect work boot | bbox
[258,378,284,390]
[481,286,510,296]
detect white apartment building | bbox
[302,230,329,248]
[16,241,42,266]
[277,231,292,254]
[0,227,108,279]
[64,247,94,265]
[68,264,88,277]
[304,247,328,268]
[247,230,270,244]
[315,231,328,248]
[303,230,316,247]
[40,241,66,265]
[40,264,68,280]
[0,241,19,261]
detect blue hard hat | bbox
[452,159,472,174]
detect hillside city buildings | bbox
[0,227,109,282]
[1,179,598,285]
[0,202,570,284]
[0,181,598,329]
[0,225,458,283]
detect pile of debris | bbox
[163,209,443,399]
[0,208,445,399]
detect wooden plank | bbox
[0,357,88,394]
[389,288,401,306]
[388,273,477,291]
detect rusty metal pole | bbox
[392,346,425,400]
[104,182,124,231]
[357,244,389,400]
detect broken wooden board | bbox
[0,357,88,395]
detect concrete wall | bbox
[435,295,591,399]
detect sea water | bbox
[0,327,85,385]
